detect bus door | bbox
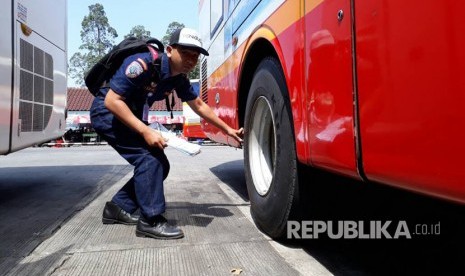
[305,0,358,177]
[354,1,465,201]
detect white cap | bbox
[169,28,209,56]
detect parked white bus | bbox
[0,0,67,155]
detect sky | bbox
[67,0,199,87]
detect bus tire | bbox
[244,57,299,238]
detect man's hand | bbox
[187,97,245,146]
[104,90,169,150]
[142,127,168,150]
[227,127,244,144]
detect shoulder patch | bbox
[125,60,144,78]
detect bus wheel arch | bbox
[238,39,278,129]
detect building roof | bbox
[67,87,184,111]
[67,87,93,111]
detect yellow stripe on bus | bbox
[208,0,324,85]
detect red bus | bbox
[198,0,465,237]
[182,79,208,140]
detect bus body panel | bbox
[201,0,311,150]
[0,1,14,154]
[355,0,465,202]
[16,0,67,51]
[1,0,67,155]
[305,0,358,177]
[199,0,465,203]
[199,0,233,144]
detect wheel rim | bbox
[248,95,276,196]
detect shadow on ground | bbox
[0,165,131,276]
[211,160,465,275]
[209,159,248,201]
[286,167,465,275]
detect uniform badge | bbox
[125,61,144,78]
[144,82,157,92]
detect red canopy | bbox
[148,115,185,124]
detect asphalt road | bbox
[0,146,132,274]
[0,145,464,275]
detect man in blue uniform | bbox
[90,28,243,239]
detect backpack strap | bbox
[164,93,175,119]
[147,45,159,61]
[147,45,174,119]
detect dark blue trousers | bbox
[90,99,169,221]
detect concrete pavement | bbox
[3,146,328,276]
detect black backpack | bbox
[84,37,164,96]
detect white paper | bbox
[149,122,201,156]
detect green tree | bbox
[162,21,185,46]
[69,4,118,86]
[189,63,200,80]
[125,25,151,39]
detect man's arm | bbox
[104,89,167,149]
[187,97,243,143]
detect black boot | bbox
[102,201,139,225]
[136,215,184,239]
